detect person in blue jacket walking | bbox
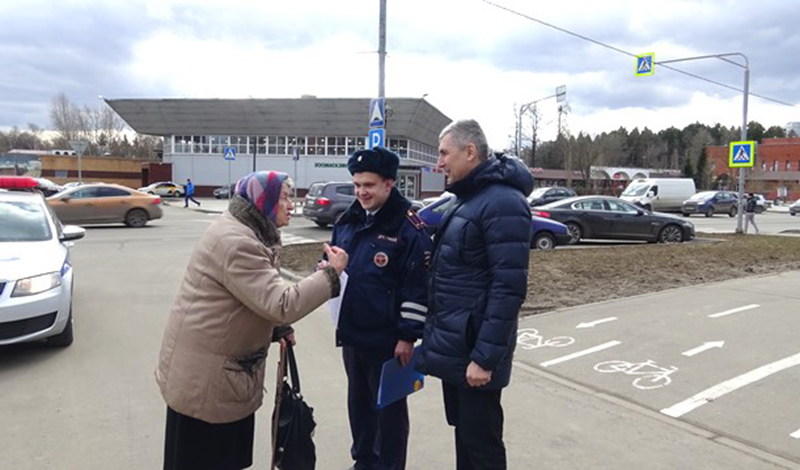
[184,178,200,207]
[327,146,432,470]
[417,119,534,470]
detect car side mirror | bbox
[60,225,85,242]
[646,191,654,198]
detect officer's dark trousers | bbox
[343,346,409,470]
[443,382,506,470]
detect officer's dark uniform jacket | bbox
[417,155,534,390]
[331,187,432,350]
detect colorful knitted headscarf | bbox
[234,171,290,223]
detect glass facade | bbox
[170,134,437,163]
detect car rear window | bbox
[334,185,355,196]
[308,184,324,197]
[0,200,52,242]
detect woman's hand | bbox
[323,243,348,275]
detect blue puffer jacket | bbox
[416,155,534,389]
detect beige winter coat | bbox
[156,200,338,424]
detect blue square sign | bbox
[368,128,385,149]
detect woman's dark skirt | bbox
[164,406,255,470]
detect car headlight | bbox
[11,272,62,297]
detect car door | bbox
[606,199,652,239]
[569,199,613,238]
[93,187,134,223]
[50,187,101,224]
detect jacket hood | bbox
[448,155,534,199]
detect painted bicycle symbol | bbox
[516,328,575,350]
[593,359,678,390]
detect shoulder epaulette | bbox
[405,209,426,231]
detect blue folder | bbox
[377,347,425,409]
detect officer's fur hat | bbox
[347,146,399,180]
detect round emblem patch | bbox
[373,252,389,268]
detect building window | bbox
[174,135,192,153]
[307,136,326,155]
[761,161,766,171]
[346,137,366,154]
[787,160,792,171]
[287,136,306,155]
[329,137,346,155]
[210,135,229,154]
[229,136,248,155]
[388,139,408,158]
[193,136,209,153]
[773,160,779,171]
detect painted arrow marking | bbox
[682,341,725,357]
[791,429,800,439]
[576,317,617,329]
[708,304,760,318]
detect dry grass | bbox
[282,234,800,317]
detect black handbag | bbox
[272,343,316,470]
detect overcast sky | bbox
[1,0,799,148]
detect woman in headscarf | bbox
[156,171,348,470]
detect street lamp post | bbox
[516,87,564,158]
[657,53,750,233]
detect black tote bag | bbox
[272,343,316,470]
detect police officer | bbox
[329,146,432,470]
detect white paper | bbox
[327,271,348,327]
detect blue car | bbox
[417,194,570,250]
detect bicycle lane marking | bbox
[540,341,621,368]
[708,304,760,318]
[660,351,800,418]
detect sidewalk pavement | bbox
[162,197,305,215]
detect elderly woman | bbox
[156,171,347,470]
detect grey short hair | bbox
[439,119,489,161]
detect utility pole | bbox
[378,0,387,100]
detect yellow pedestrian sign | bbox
[635,53,655,77]
[729,141,755,168]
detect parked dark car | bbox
[681,191,739,217]
[302,181,356,227]
[418,194,571,250]
[528,186,577,207]
[533,196,695,244]
[213,183,236,199]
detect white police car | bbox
[0,187,85,347]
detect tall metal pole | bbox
[735,66,750,234]
[378,0,387,99]
[516,91,559,158]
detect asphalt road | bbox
[682,210,800,235]
[2,205,799,469]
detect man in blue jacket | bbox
[184,178,200,208]
[329,146,432,470]
[417,119,534,470]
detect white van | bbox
[620,178,696,212]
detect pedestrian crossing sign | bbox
[224,146,236,161]
[635,53,654,77]
[729,141,755,168]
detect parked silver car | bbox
[302,181,356,227]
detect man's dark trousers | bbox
[443,382,506,470]
[343,346,409,470]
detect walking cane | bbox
[271,345,288,470]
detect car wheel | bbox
[125,208,149,228]
[705,207,714,217]
[658,224,684,243]
[682,212,690,217]
[47,307,74,347]
[755,206,764,214]
[791,211,796,216]
[314,221,329,228]
[532,232,555,250]
[565,222,582,244]
[174,191,183,198]
[729,206,737,217]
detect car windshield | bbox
[621,183,649,197]
[688,191,716,201]
[0,200,52,242]
[528,188,549,199]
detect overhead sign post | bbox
[224,146,236,199]
[68,140,89,183]
[635,53,655,77]
[292,145,300,202]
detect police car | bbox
[0,177,85,347]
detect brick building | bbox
[707,138,800,201]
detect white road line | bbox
[576,317,618,329]
[791,429,800,439]
[660,351,800,418]
[708,304,760,318]
[540,341,621,368]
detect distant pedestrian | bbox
[745,192,760,234]
[417,119,534,470]
[184,178,200,207]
